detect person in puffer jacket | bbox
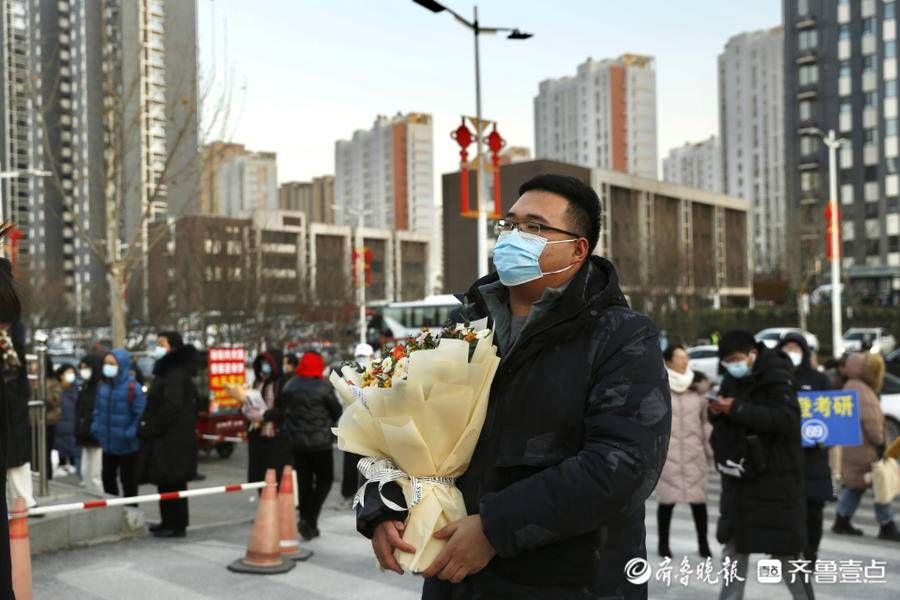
[268,351,342,540]
[91,349,146,498]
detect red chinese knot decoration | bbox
[485,124,506,218]
[451,118,475,215]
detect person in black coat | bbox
[246,350,292,485]
[269,351,342,540]
[778,332,833,564]
[711,331,811,600]
[357,175,671,599]
[0,256,22,599]
[4,319,33,508]
[75,354,105,494]
[138,332,199,538]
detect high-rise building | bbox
[534,54,658,179]
[200,142,246,214]
[334,112,438,292]
[719,27,785,276]
[279,176,335,224]
[662,136,723,193]
[0,0,199,326]
[785,0,900,301]
[218,151,278,218]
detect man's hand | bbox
[371,520,416,575]
[422,515,496,583]
[709,396,734,415]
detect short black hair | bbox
[662,344,685,362]
[718,330,757,360]
[518,174,601,254]
[285,353,299,369]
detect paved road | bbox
[32,445,900,599]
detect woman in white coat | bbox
[656,344,714,558]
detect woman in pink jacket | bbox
[656,344,714,558]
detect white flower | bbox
[475,329,492,339]
[392,357,409,382]
[381,356,394,373]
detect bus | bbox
[368,295,463,341]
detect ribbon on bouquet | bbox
[353,457,456,512]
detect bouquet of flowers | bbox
[330,323,500,573]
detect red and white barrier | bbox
[25,481,267,517]
[201,434,247,444]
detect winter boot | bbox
[698,537,712,558]
[832,515,864,536]
[877,521,900,541]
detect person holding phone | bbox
[709,330,810,600]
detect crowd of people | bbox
[659,329,899,600]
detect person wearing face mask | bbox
[245,350,291,486]
[777,333,833,563]
[357,174,671,599]
[655,345,713,559]
[53,365,81,476]
[709,330,811,600]
[138,332,199,538]
[90,349,147,498]
[75,355,104,493]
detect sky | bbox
[196,0,781,189]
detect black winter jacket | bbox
[75,354,104,447]
[357,257,672,600]
[778,333,833,502]
[270,376,342,452]
[712,344,806,555]
[138,345,199,485]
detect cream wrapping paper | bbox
[330,333,500,573]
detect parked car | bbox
[886,348,900,379]
[840,327,897,355]
[755,328,820,352]
[687,345,720,385]
[881,371,900,446]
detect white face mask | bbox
[63,371,76,385]
[787,351,803,367]
[666,367,695,394]
[79,368,92,381]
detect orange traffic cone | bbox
[9,497,33,600]
[228,469,296,574]
[278,466,313,562]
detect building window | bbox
[864,55,877,72]
[888,119,899,137]
[888,80,898,97]
[797,0,809,15]
[800,135,817,155]
[863,18,878,35]
[864,91,879,107]
[840,101,852,114]
[799,99,814,120]
[798,29,818,51]
[839,61,851,79]
[887,3,897,20]
[801,170,820,192]
[864,128,879,144]
[799,64,819,86]
[839,25,851,41]
[887,40,898,56]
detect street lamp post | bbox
[802,128,848,358]
[413,1,532,277]
[333,205,372,345]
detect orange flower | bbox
[391,345,407,361]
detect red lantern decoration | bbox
[824,202,841,261]
[451,118,474,216]
[485,124,506,218]
[8,226,23,269]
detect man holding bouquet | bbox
[357,174,672,599]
